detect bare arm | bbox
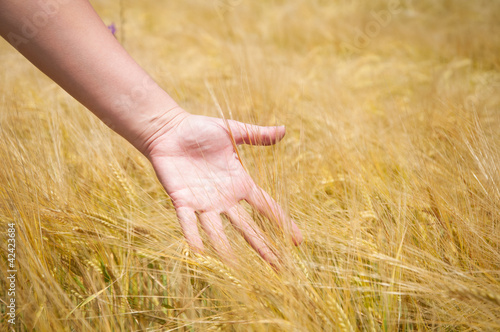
[0,0,303,266]
[0,0,183,154]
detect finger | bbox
[247,186,303,245]
[226,205,279,266]
[226,120,286,146]
[176,207,204,253]
[198,211,234,261]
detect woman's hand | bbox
[145,111,303,265]
[0,0,302,266]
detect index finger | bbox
[246,186,303,245]
[226,204,279,266]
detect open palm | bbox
[146,114,303,264]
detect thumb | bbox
[226,120,286,146]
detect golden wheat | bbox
[1,0,500,330]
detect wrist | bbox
[100,78,189,157]
[133,105,190,158]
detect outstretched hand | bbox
[145,111,303,265]
[0,0,302,267]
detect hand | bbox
[145,111,303,265]
[0,0,303,266]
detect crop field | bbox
[1,0,500,330]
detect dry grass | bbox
[1,0,500,330]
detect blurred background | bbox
[1,0,499,330]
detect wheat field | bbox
[1,0,500,331]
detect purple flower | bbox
[107,23,116,36]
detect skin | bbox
[0,0,303,266]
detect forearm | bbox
[0,0,186,154]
